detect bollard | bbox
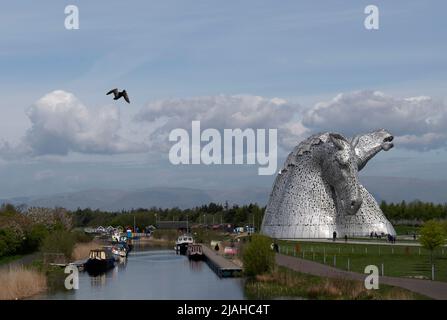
[381,263,384,276]
[347,258,350,271]
[432,264,435,281]
[302,251,305,259]
[333,255,336,267]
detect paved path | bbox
[0,252,41,270]
[276,254,447,300]
[280,238,447,247]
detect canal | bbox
[41,248,246,299]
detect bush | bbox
[0,228,23,257]
[242,234,275,277]
[23,224,49,253]
[40,230,76,259]
[72,230,94,243]
[419,220,446,263]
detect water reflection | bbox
[90,273,107,287]
[42,249,245,300]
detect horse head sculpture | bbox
[322,133,363,215]
[261,129,396,239]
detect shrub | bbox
[419,220,446,263]
[0,228,23,257]
[23,224,49,253]
[40,230,76,259]
[72,230,94,243]
[242,234,275,277]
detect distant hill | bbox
[361,176,447,204]
[0,186,270,211]
[1,176,446,211]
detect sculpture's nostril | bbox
[350,199,362,211]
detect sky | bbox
[0,0,446,198]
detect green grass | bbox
[394,225,421,236]
[245,266,430,300]
[278,240,447,282]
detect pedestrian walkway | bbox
[280,238,447,247]
[276,253,447,300]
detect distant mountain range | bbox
[1,176,446,211]
[0,186,269,211]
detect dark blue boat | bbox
[85,248,115,275]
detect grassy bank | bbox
[245,266,429,300]
[0,265,47,300]
[278,240,447,282]
[0,254,23,266]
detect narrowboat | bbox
[186,244,203,260]
[85,248,115,274]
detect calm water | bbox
[42,248,246,300]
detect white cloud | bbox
[136,94,308,151]
[21,90,147,156]
[2,90,446,161]
[302,90,447,150]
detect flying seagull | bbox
[106,88,130,103]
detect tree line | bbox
[380,200,447,222]
[72,202,265,231]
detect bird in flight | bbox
[106,88,130,103]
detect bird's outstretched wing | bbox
[122,90,130,103]
[107,88,118,96]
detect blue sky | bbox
[0,1,446,198]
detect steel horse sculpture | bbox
[261,129,396,239]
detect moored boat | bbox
[85,248,115,274]
[175,234,194,255]
[111,243,128,259]
[186,243,203,260]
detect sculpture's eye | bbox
[335,152,350,167]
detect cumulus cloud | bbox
[302,90,447,151]
[16,90,147,156]
[2,90,446,160]
[135,94,308,151]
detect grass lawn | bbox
[394,225,421,236]
[278,240,447,282]
[245,266,430,300]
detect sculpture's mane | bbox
[283,132,347,168]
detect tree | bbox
[419,220,446,263]
[242,234,275,276]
